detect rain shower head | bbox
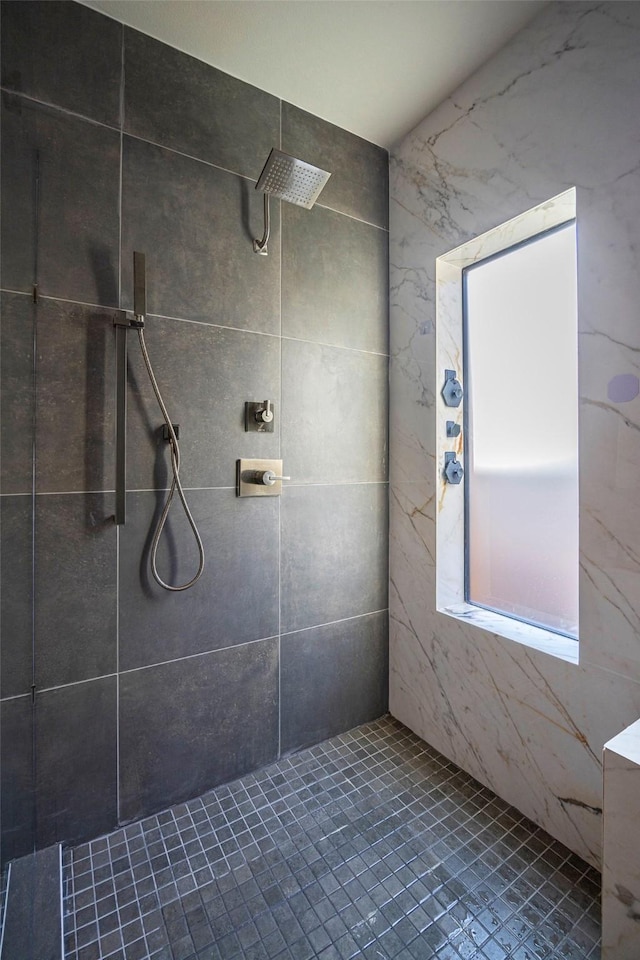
[253,148,331,254]
[256,148,331,210]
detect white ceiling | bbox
[82,0,546,148]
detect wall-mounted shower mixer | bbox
[442,369,463,407]
[444,452,464,485]
[237,459,290,497]
[245,400,275,433]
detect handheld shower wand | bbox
[114,253,205,591]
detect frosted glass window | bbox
[464,223,578,638]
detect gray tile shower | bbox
[0,3,606,959]
[0,0,388,860]
[61,717,601,960]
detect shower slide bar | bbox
[113,251,146,526]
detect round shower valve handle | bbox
[256,401,274,424]
[261,470,290,486]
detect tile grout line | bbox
[0,289,391,359]
[1,87,389,234]
[115,16,125,839]
[0,479,389,501]
[58,844,64,960]
[0,863,10,958]
[30,206,38,856]
[278,94,283,764]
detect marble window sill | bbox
[439,603,579,665]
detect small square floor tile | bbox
[60,717,601,960]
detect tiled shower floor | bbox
[63,717,601,960]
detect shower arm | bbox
[253,193,270,256]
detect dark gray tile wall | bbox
[119,638,279,822]
[34,494,117,689]
[0,293,35,495]
[123,28,280,181]
[1,92,121,306]
[2,843,62,960]
[119,491,279,669]
[0,496,33,698]
[1,0,122,125]
[34,301,117,494]
[0,0,389,864]
[35,677,118,848]
[124,319,281,491]
[282,204,389,353]
[121,136,281,329]
[0,697,34,863]
[281,485,388,633]
[281,339,388,483]
[282,102,389,228]
[280,613,389,753]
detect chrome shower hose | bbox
[138,329,205,591]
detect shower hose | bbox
[137,328,205,591]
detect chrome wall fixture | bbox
[441,370,464,485]
[252,148,331,256]
[236,459,290,497]
[245,400,275,433]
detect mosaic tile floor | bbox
[63,716,601,960]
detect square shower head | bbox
[255,148,331,210]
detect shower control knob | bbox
[444,452,463,485]
[442,370,463,407]
[260,470,290,486]
[256,400,274,424]
[237,459,289,497]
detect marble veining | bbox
[390,0,640,872]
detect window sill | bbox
[438,603,579,665]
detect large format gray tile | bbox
[119,637,279,822]
[1,844,61,960]
[0,696,34,865]
[1,93,120,306]
[125,317,280,492]
[124,27,279,180]
[0,293,34,495]
[282,102,389,228]
[1,496,33,699]
[281,612,388,754]
[35,677,117,848]
[34,494,117,689]
[1,0,122,127]
[281,483,388,633]
[282,203,389,354]
[121,135,280,332]
[282,339,388,484]
[119,489,279,670]
[35,301,116,494]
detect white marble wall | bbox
[390,0,640,869]
[602,719,640,957]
